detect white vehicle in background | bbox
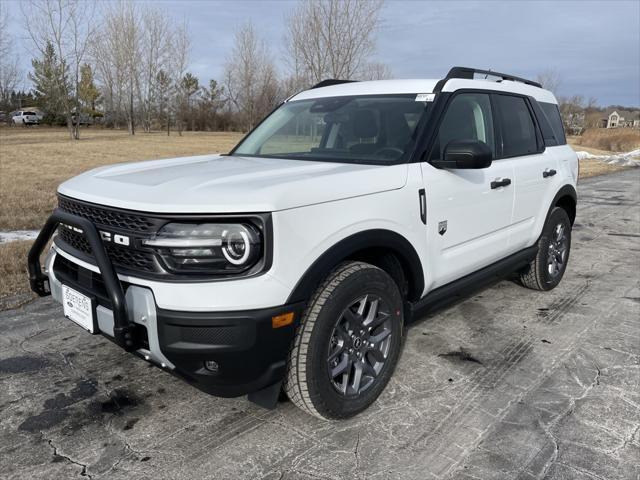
[12,111,40,126]
[28,66,578,420]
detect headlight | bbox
[143,222,262,274]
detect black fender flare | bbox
[548,184,578,225]
[286,229,425,304]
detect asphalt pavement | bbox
[1,169,638,479]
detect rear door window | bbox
[495,95,538,157]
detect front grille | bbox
[54,254,120,306]
[58,227,156,272]
[57,196,161,275]
[58,196,158,232]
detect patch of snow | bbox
[0,230,40,244]
[575,148,640,167]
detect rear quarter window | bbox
[540,102,566,145]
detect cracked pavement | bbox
[1,169,639,479]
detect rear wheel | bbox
[285,261,403,419]
[520,207,572,291]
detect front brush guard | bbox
[27,208,136,351]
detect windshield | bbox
[232,94,428,164]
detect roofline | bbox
[435,66,542,93]
[310,79,358,89]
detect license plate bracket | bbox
[62,284,97,334]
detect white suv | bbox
[28,67,578,419]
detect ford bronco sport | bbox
[28,67,578,419]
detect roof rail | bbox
[443,66,542,89]
[310,79,358,89]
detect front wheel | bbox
[285,261,404,419]
[520,207,572,291]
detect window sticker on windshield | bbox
[415,93,435,102]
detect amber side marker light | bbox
[272,312,295,328]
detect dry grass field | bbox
[572,127,640,152]
[566,137,636,177]
[0,127,243,231]
[0,127,242,308]
[0,240,33,309]
[0,126,636,307]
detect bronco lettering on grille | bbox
[99,230,131,246]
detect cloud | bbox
[6,0,639,106]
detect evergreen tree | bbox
[28,41,69,119]
[156,70,172,135]
[78,64,100,112]
[179,72,199,133]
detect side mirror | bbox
[433,139,493,169]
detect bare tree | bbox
[0,3,21,109]
[0,3,10,61]
[224,22,279,131]
[536,69,562,96]
[140,8,172,132]
[284,0,386,83]
[558,95,586,135]
[92,1,141,134]
[361,62,393,81]
[91,25,119,126]
[171,21,190,135]
[92,3,189,134]
[155,69,172,135]
[22,0,95,139]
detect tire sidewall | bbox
[305,266,403,419]
[537,207,572,290]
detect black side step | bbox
[409,245,538,319]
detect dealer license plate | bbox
[62,285,96,333]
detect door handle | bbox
[491,178,512,189]
[543,169,557,178]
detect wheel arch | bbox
[551,184,577,225]
[286,229,425,304]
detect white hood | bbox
[58,154,408,213]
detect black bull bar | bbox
[27,208,136,351]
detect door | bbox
[421,92,515,289]
[493,94,559,251]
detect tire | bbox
[520,207,572,291]
[284,261,404,420]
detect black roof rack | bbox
[310,79,358,89]
[444,66,542,88]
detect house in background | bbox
[606,110,640,128]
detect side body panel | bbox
[420,160,514,290]
[509,148,561,252]
[512,144,578,250]
[273,163,431,297]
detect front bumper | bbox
[28,209,304,399]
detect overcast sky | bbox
[5,0,640,107]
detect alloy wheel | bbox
[547,223,568,278]
[327,294,393,396]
